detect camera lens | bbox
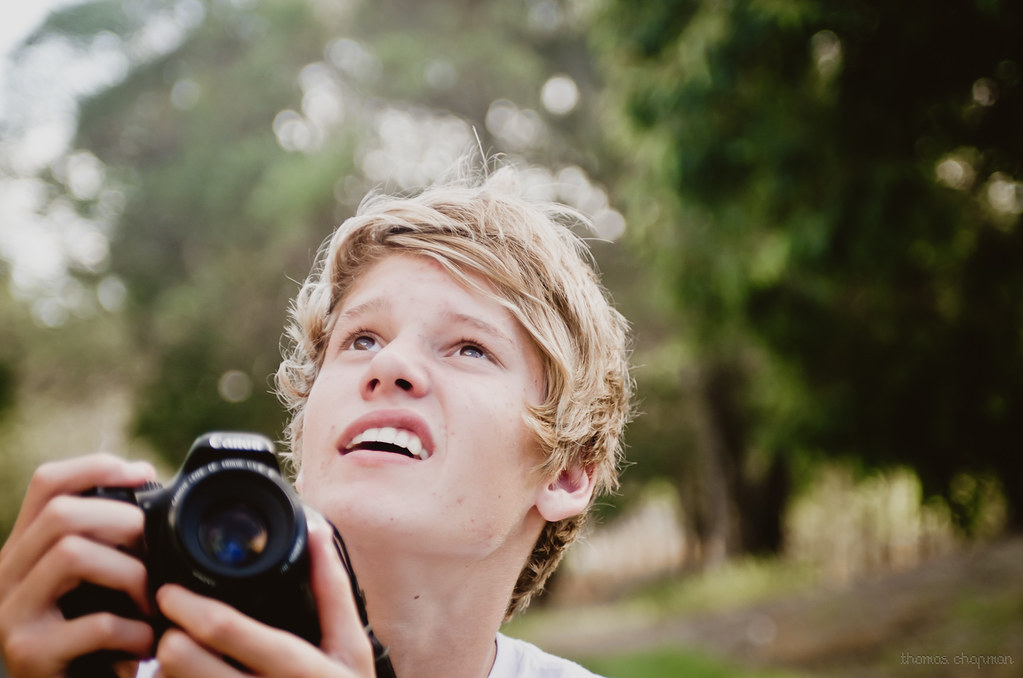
[173,463,303,581]
[198,502,269,567]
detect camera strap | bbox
[331,525,398,678]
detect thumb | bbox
[306,515,376,673]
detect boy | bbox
[0,163,633,677]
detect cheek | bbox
[302,375,344,449]
[295,402,342,501]
[474,399,543,489]
[303,376,329,426]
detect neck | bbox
[343,521,542,678]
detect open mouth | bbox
[344,427,429,461]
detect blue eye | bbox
[349,334,380,352]
[458,343,487,359]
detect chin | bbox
[321,493,425,536]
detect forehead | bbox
[341,253,493,307]
[337,253,525,339]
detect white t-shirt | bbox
[137,633,602,677]
[490,633,604,678]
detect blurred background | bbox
[1,1,1021,676]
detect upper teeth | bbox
[348,427,428,460]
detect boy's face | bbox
[297,253,550,560]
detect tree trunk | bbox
[684,361,790,564]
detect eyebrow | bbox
[445,311,517,350]
[336,297,391,326]
[336,297,517,349]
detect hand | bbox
[0,453,158,678]
[153,516,376,677]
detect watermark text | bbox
[900,652,1015,669]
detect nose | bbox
[360,338,430,400]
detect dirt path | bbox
[532,538,1023,677]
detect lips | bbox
[339,411,434,461]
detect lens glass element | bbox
[198,502,269,568]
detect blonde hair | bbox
[276,165,633,617]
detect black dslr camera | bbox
[59,432,394,678]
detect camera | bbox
[58,431,394,677]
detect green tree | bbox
[64,0,348,459]
[594,0,1023,547]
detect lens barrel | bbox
[170,463,303,581]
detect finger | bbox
[156,576,372,677]
[156,627,247,678]
[307,517,375,671]
[0,495,146,601]
[114,659,146,678]
[155,519,377,677]
[1,613,152,677]
[0,534,148,651]
[156,585,321,673]
[4,453,155,547]
[13,534,151,617]
[63,613,154,662]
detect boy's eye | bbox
[458,344,486,359]
[350,335,379,351]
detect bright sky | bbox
[0,5,51,55]
[0,0,102,327]
[0,1,79,106]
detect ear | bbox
[534,463,595,523]
[294,467,304,493]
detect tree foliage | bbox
[594,0,1023,535]
[63,0,345,459]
